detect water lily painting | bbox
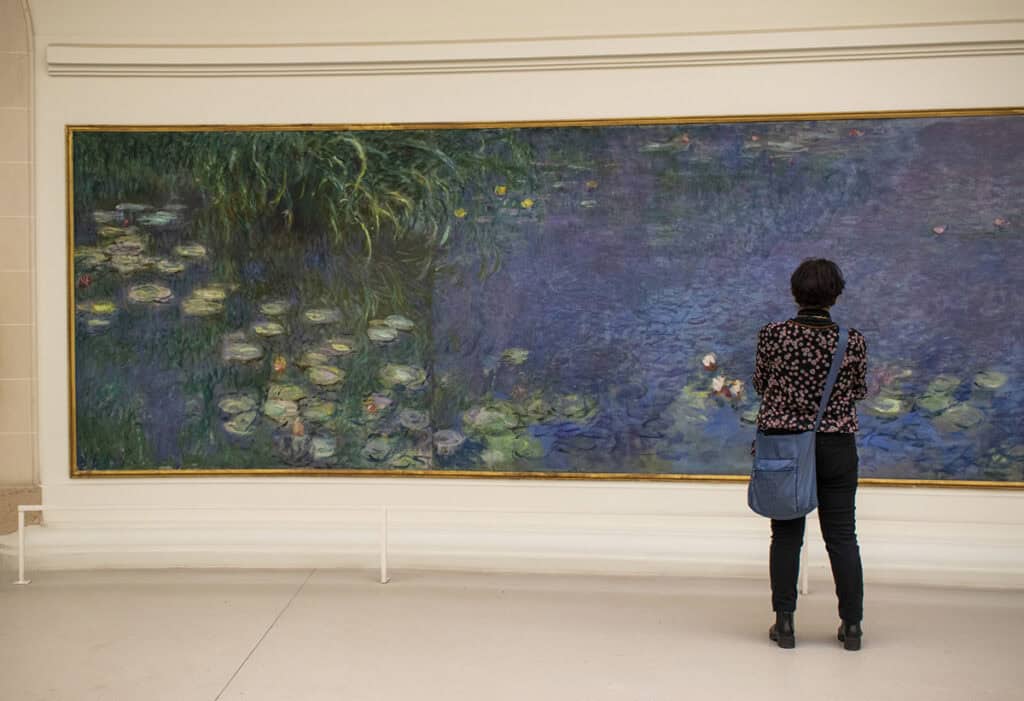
[69,111,1024,483]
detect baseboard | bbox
[3,512,1022,589]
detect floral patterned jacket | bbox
[752,309,868,433]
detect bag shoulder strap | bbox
[814,326,848,431]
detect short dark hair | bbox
[790,258,845,307]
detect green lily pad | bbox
[218,395,258,414]
[520,397,554,422]
[302,400,337,422]
[77,300,117,315]
[192,286,229,302]
[85,318,112,332]
[501,348,530,366]
[311,436,337,460]
[105,236,146,256]
[138,211,178,227]
[362,437,393,462]
[308,365,345,386]
[223,339,263,362]
[268,384,307,402]
[98,225,133,238]
[679,381,712,406]
[433,429,466,456]
[987,453,1013,470]
[379,364,427,390]
[554,393,596,420]
[93,210,119,225]
[111,255,150,275]
[515,437,545,459]
[75,248,109,269]
[298,351,331,368]
[362,393,394,418]
[384,314,415,331]
[224,411,258,437]
[399,408,430,431]
[974,370,1008,390]
[252,321,285,337]
[259,300,290,316]
[262,399,299,424]
[463,405,520,435]
[116,202,152,213]
[927,374,961,394]
[388,450,430,469]
[481,448,506,467]
[325,337,356,355]
[486,432,544,460]
[864,396,905,417]
[915,392,955,414]
[174,243,207,258]
[877,385,908,400]
[127,283,173,304]
[155,259,186,275]
[367,326,398,343]
[303,308,342,324]
[182,297,223,316]
[933,402,985,431]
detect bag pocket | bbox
[749,458,798,518]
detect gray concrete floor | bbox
[1,569,1021,701]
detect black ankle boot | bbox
[769,612,795,649]
[837,621,862,651]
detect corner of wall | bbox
[0,0,40,523]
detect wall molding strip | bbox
[46,21,1024,77]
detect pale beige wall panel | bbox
[0,435,35,486]
[25,0,1024,43]
[0,217,31,271]
[0,107,29,162]
[0,0,27,51]
[0,52,29,108]
[0,0,36,495]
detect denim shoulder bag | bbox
[748,326,848,520]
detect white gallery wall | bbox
[6,0,1024,586]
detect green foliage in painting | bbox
[74,129,533,281]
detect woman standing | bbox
[753,258,868,650]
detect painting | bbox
[68,110,1024,484]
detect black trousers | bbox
[770,432,863,623]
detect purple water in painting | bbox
[433,116,1024,480]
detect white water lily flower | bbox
[702,353,717,370]
[730,379,745,397]
[711,375,726,393]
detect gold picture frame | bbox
[67,107,1024,488]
